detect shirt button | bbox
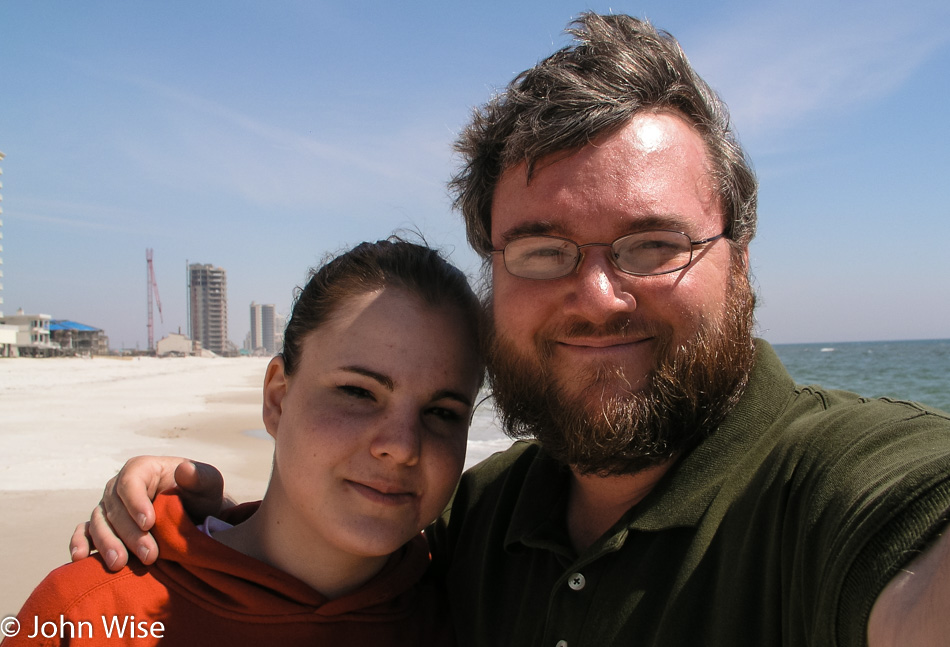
[567,572,586,591]
[556,641,568,647]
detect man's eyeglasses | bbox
[492,229,727,280]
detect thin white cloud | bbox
[8,198,153,234]
[54,57,453,213]
[100,75,454,214]
[135,75,443,165]
[686,2,950,134]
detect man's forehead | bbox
[489,112,720,244]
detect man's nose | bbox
[563,247,637,324]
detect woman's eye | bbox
[337,385,374,400]
[428,407,462,421]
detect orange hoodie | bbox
[4,492,454,646]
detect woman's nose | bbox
[368,412,422,466]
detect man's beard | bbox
[487,261,757,476]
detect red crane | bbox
[146,248,164,352]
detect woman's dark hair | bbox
[280,237,484,377]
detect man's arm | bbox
[68,456,227,570]
[868,525,950,646]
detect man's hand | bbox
[68,456,226,571]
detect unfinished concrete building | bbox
[187,263,228,356]
[50,320,110,356]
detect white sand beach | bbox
[0,355,511,616]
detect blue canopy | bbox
[50,320,101,332]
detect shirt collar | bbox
[503,444,574,556]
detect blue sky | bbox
[1,0,948,349]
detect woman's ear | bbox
[262,356,288,440]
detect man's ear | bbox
[262,356,288,440]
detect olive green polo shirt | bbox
[434,340,950,647]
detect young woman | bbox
[5,239,483,646]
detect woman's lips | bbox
[347,480,416,506]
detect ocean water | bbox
[465,338,950,468]
[465,396,511,469]
[773,339,950,414]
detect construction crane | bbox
[146,248,164,352]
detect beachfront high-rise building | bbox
[0,155,16,356]
[261,304,276,355]
[249,302,262,352]
[249,302,277,355]
[187,263,228,356]
[0,150,5,318]
[275,312,286,352]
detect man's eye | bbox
[632,238,677,250]
[523,247,569,261]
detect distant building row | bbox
[0,311,110,357]
[0,236,279,357]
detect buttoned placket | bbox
[550,572,588,647]
[539,523,638,647]
[545,565,596,647]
